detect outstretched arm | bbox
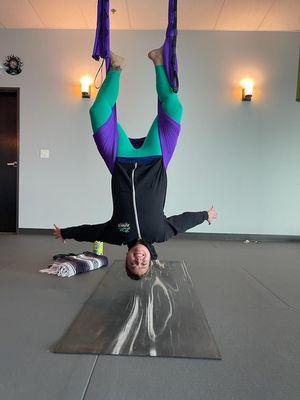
[166,211,208,235]
[165,206,217,238]
[53,222,111,243]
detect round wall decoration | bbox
[3,55,23,75]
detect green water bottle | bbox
[93,241,104,255]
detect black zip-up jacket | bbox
[61,159,208,257]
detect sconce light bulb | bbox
[241,79,254,94]
[81,76,93,96]
[241,78,254,101]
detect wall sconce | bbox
[241,79,254,101]
[80,76,93,98]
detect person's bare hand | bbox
[207,206,217,225]
[53,224,66,243]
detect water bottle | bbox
[93,241,104,255]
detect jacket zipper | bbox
[131,162,142,240]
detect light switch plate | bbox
[40,149,50,159]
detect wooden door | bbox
[0,88,19,232]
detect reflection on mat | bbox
[52,260,221,359]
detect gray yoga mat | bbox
[52,260,221,359]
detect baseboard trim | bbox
[18,228,300,242]
[175,232,300,242]
[19,228,53,235]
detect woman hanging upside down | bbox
[53,47,217,279]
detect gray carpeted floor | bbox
[0,234,299,400]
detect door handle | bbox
[6,161,18,167]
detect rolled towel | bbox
[40,251,108,277]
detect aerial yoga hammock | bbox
[55,0,217,279]
[91,0,180,173]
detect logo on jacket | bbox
[118,222,131,233]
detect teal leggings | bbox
[90,65,183,158]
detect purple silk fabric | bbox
[92,0,111,71]
[157,101,181,169]
[93,107,118,174]
[92,0,180,173]
[92,0,178,91]
[163,0,179,93]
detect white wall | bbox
[0,29,299,235]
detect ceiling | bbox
[0,0,299,31]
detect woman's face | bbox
[126,243,151,277]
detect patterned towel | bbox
[39,251,108,278]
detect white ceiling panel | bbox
[108,0,130,29]
[80,0,130,29]
[0,0,43,28]
[127,0,168,29]
[0,0,299,31]
[259,0,300,31]
[78,0,99,29]
[215,0,274,30]
[178,0,224,30]
[29,0,87,28]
